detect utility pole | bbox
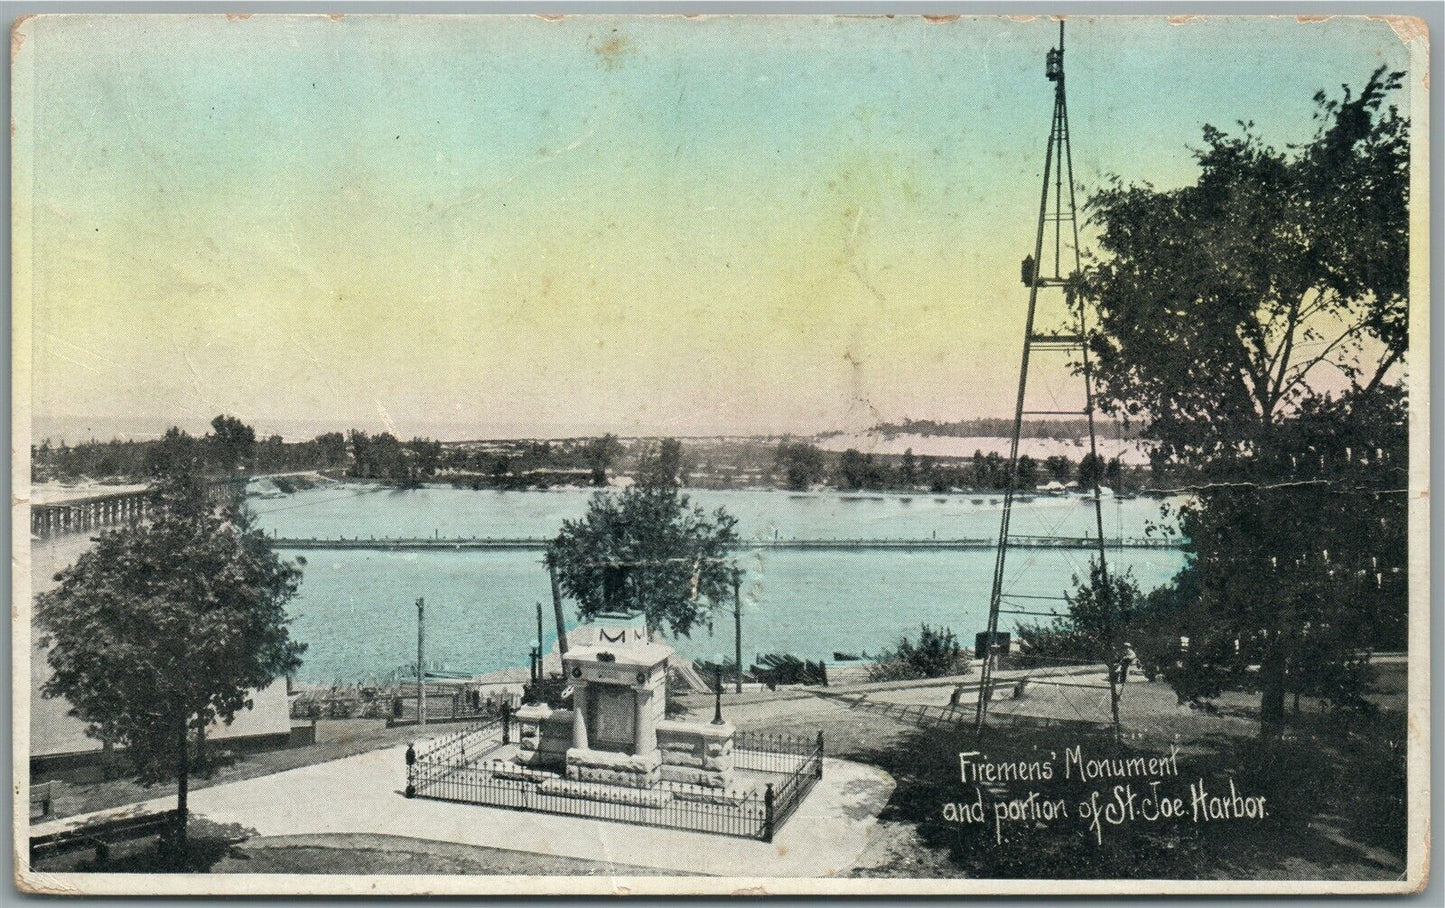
[416,597,426,728]
[547,557,570,654]
[536,601,545,672]
[732,571,743,694]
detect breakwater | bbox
[269,534,1184,552]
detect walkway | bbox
[31,745,894,878]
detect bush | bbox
[522,674,571,709]
[868,624,971,681]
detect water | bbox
[249,486,1188,683]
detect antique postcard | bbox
[10,12,1431,896]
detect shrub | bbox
[868,624,971,681]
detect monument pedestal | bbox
[514,621,736,791]
[564,747,662,788]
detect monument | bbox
[512,620,737,790]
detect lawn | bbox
[29,823,679,877]
[737,681,1409,880]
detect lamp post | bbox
[416,598,426,728]
[732,570,743,695]
[712,665,725,725]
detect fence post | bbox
[501,701,511,745]
[763,783,775,842]
[816,730,825,778]
[404,743,416,798]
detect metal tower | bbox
[974,20,1109,731]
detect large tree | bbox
[209,414,257,474]
[1078,68,1409,731]
[1081,66,1407,461]
[547,487,739,637]
[35,473,305,858]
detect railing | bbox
[405,729,824,841]
[411,715,505,766]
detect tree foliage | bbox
[583,433,623,486]
[209,415,257,474]
[636,438,687,489]
[1078,70,1410,729]
[546,487,740,636]
[35,472,306,846]
[1081,66,1408,458]
[774,440,827,490]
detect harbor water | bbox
[249,485,1188,684]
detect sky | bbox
[14,14,1415,442]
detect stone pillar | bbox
[571,681,589,750]
[633,687,656,756]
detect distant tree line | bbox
[774,440,1125,493]
[39,422,1137,495]
[859,417,1145,441]
[33,415,350,483]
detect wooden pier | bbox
[30,481,243,540]
[268,534,1183,552]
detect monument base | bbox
[564,747,663,789]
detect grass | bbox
[738,685,1408,880]
[33,719,423,820]
[29,824,680,876]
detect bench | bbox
[29,781,55,821]
[29,809,180,867]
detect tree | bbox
[583,434,622,486]
[547,487,740,637]
[1044,454,1073,483]
[1079,70,1409,733]
[369,433,407,482]
[1104,456,1123,490]
[209,414,256,474]
[1077,452,1105,489]
[347,429,372,478]
[1081,67,1407,461]
[1017,562,1143,739]
[147,427,205,480]
[636,438,686,489]
[836,448,869,490]
[408,437,442,478]
[1014,454,1038,489]
[490,456,511,486]
[314,432,347,468]
[35,474,305,859]
[899,448,918,487]
[774,440,826,490]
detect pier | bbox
[268,534,1183,552]
[30,481,244,540]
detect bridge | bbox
[267,534,1184,552]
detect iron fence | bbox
[406,729,823,841]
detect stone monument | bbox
[512,620,736,790]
